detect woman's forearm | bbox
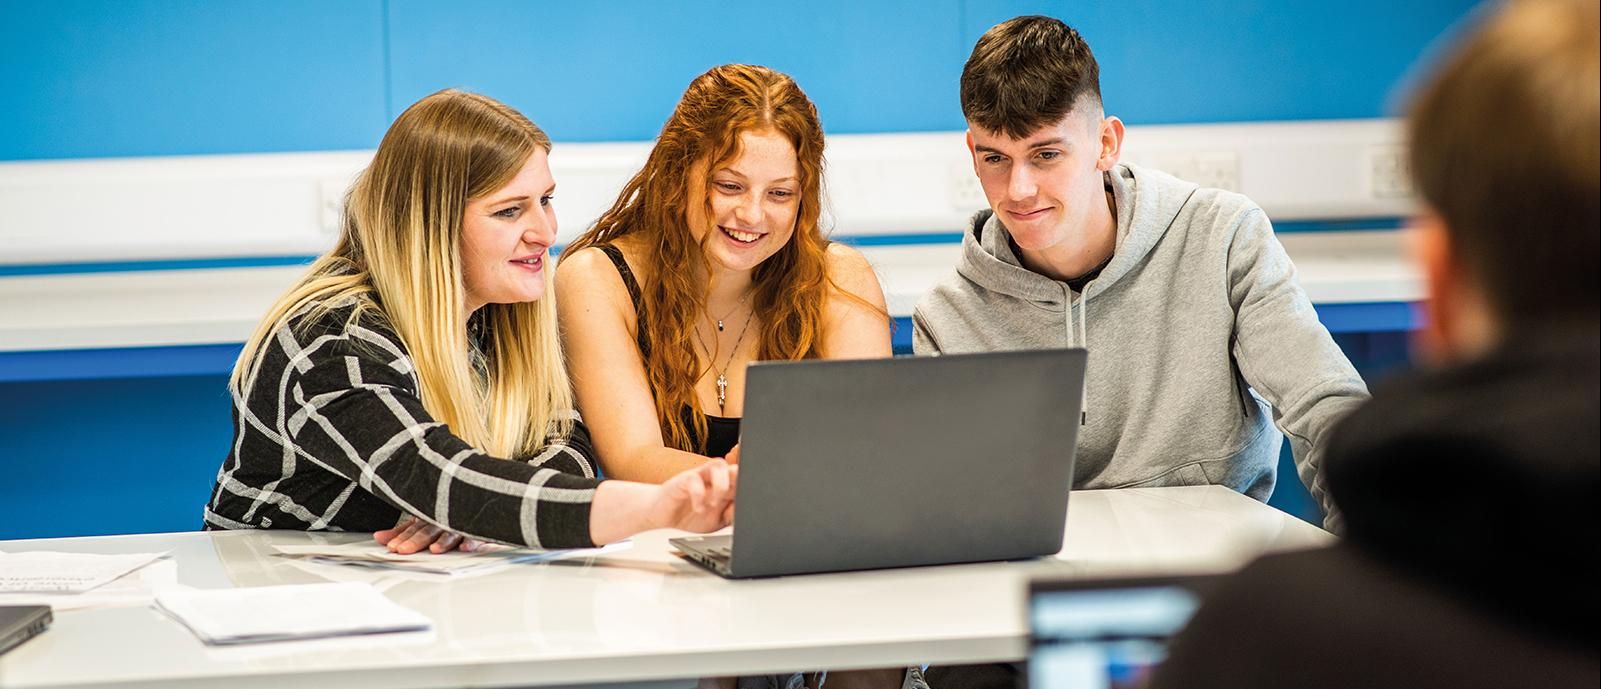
[602,445,717,484]
[588,480,660,545]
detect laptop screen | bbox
[1027,576,1215,689]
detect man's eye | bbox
[983,155,1005,164]
[1037,150,1061,161]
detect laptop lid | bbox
[727,348,1085,578]
[0,605,51,657]
[1027,575,1220,688]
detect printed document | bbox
[0,550,166,593]
[271,540,629,576]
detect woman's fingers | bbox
[707,459,730,502]
[685,465,707,511]
[373,515,417,545]
[390,520,443,554]
[430,531,463,554]
[385,519,423,550]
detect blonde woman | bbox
[203,89,735,553]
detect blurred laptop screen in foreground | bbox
[1028,577,1213,689]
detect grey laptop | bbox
[671,348,1085,578]
[0,605,51,657]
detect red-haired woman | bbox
[557,64,910,689]
[558,64,892,482]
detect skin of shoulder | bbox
[824,242,888,308]
[554,245,637,331]
[820,242,892,359]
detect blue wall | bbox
[0,1,1475,539]
[1,0,1476,160]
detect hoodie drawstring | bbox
[1068,285,1090,425]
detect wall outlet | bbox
[1367,144,1413,199]
[1190,151,1241,192]
[1141,151,1241,192]
[948,161,988,213]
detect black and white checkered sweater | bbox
[203,300,600,548]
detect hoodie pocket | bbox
[1113,461,1211,489]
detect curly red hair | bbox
[565,64,835,453]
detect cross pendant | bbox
[716,374,728,412]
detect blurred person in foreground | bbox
[1152,1,1599,686]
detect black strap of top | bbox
[598,244,653,358]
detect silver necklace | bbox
[694,308,756,414]
[711,293,749,332]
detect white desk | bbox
[0,486,1330,689]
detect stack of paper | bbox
[154,582,432,645]
[0,550,166,593]
[271,540,629,577]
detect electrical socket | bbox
[1367,144,1413,199]
[949,161,989,213]
[1144,151,1241,192]
[1190,151,1241,192]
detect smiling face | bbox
[968,107,1120,254]
[461,148,558,313]
[691,129,801,274]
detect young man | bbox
[913,16,1367,526]
[1153,1,1598,686]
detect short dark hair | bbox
[1407,0,1599,327]
[960,15,1102,139]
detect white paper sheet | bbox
[271,540,630,577]
[154,582,432,645]
[0,550,166,593]
[0,557,183,611]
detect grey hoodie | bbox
[913,163,1368,526]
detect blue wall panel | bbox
[0,0,389,160]
[385,0,967,141]
[962,0,1478,124]
[0,0,1477,159]
[0,375,232,540]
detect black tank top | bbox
[598,245,741,458]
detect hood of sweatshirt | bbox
[1327,321,1599,646]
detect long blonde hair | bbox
[232,89,572,458]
